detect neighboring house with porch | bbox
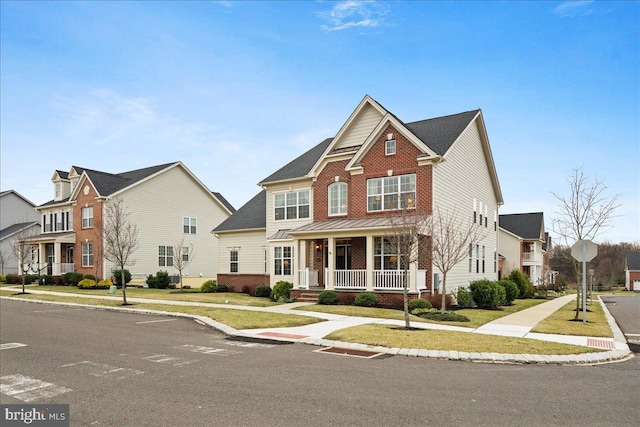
[0,190,40,275]
[214,95,503,304]
[624,252,640,291]
[29,162,234,283]
[498,212,553,285]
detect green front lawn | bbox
[297,298,547,328]
[13,285,278,307]
[531,299,613,337]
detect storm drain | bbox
[315,347,384,359]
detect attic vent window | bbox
[385,139,396,156]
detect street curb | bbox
[2,295,633,365]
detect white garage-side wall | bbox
[103,165,231,284]
[217,230,267,275]
[431,117,500,293]
[499,229,521,276]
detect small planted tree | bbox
[12,222,40,294]
[171,237,195,291]
[102,198,139,305]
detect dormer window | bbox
[55,183,61,199]
[385,139,396,155]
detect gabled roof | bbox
[259,138,333,185]
[0,190,36,207]
[212,192,236,214]
[0,221,40,241]
[405,110,481,156]
[213,190,266,233]
[499,212,545,240]
[626,253,640,271]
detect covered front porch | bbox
[28,232,76,276]
[287,218,431,294]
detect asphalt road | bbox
[600,294,640,353]
[1,299,639,426]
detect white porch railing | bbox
[334,269,367,289]
[39,263,75,275]
[374,270,407,290]
[522,252,542,263]
[299,268,319,289]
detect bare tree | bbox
[430,207,488,314]
[386,208,432,329]
[102,198,139,305]
[12,223,40,294]
[171,237,195,290]
[552,167,621,319]
[0,246,9,275]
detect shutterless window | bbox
[182,247,189,262]
[82,207,93,228]
[274,246,292,275]
[274,190,310,221]
[183,217,196,234]
[230,250,238,273]
[367,174,416,211]
[385,139,396,155]
[82,242,93,267]
[476,245,480,273]
[482,245,486,273]
[328,182,347,216]
[468,243,473,273]
[158,245,174,267]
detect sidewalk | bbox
[1,287,632,365]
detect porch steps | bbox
[295,290,322,303]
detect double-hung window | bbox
[82,242,94,267]
[274,190,309,221]
[230,250,238,273]
[374,237,404,270]
[385,139,396,155]
[82,207,93,228]
[367,174,416,211]
[328,182,347,216]
[274,246,292,275]
[183,217,196,234]
[158,246,174,267]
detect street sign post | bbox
[571,240,598,323]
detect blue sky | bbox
[1,1,638,243]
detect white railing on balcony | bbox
[522,252,542,263]
[38,263,75,275]
[374,270,407,290]
[298,268,319,289]
[334,269,367,289]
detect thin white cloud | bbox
[554,1,595,18]
[317,1,388,32]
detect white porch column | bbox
[38,243,46,274]
[54,242,62,276]
[327,237,335,290]
[294,239,307,290]
[366,235,374,292]
[409,261,418,293]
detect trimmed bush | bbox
[498,279,519,305]
[113,269,132,287]
[508,269,535,299]
[272,281,293,301]
[469,280,506,310]
[354,292,378,307]
[64,272,83,285]
[83,274,96,281]
[0,275,5,283]
[5,274,20,284]
[146,271,170,289]
[317,290,339,305]
[456,287,472,308]
[426,293,454,310]
[255,285,272,298]
[40,275,54,285]
[78,278,97,289]
[410,307,434,316]
[409,298,433,311]
[96,279,112,289]
[419,311,470,322]
[201,280,218,293]
[216,284,228,292]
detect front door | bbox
[335,245,352,270]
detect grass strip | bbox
[0,290,321,330]
[531,299,613,337]
[326,324,603,355]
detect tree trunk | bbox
[403,268,410,329]
[121,268,127,305]
[440,273,447,314]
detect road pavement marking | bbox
[0,343,27,351]
[0,374,71,403]
[143,354,181,363]
[61,361,144,379]
[625,333,640,337]
[180,344,240,356]
[135,319,178,324]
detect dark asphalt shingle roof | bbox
[405,110,480,156]
[0,222,40,240]
[213,190,266,233]
[260,138,333,184]
[499,212,544,240]
[627,253,640,270]
[212,192,236,214]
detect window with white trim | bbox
[158,245,174,267]
[374,237,405,270]
[230,250,238,273]
[476,245,480,273]
[55,183,61,199]
[82,242,93,267]
[328,182,347,216]
[367,174,416,212]
[468,243,473,273]
[274,246,292,275]
[82,207,93,228]
[482,245,486,273]
[181,247,189,262]
[385,139,396,155]
[274,190,309,221]
[183,217,197,234]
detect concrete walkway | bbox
[1,287,632,365]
